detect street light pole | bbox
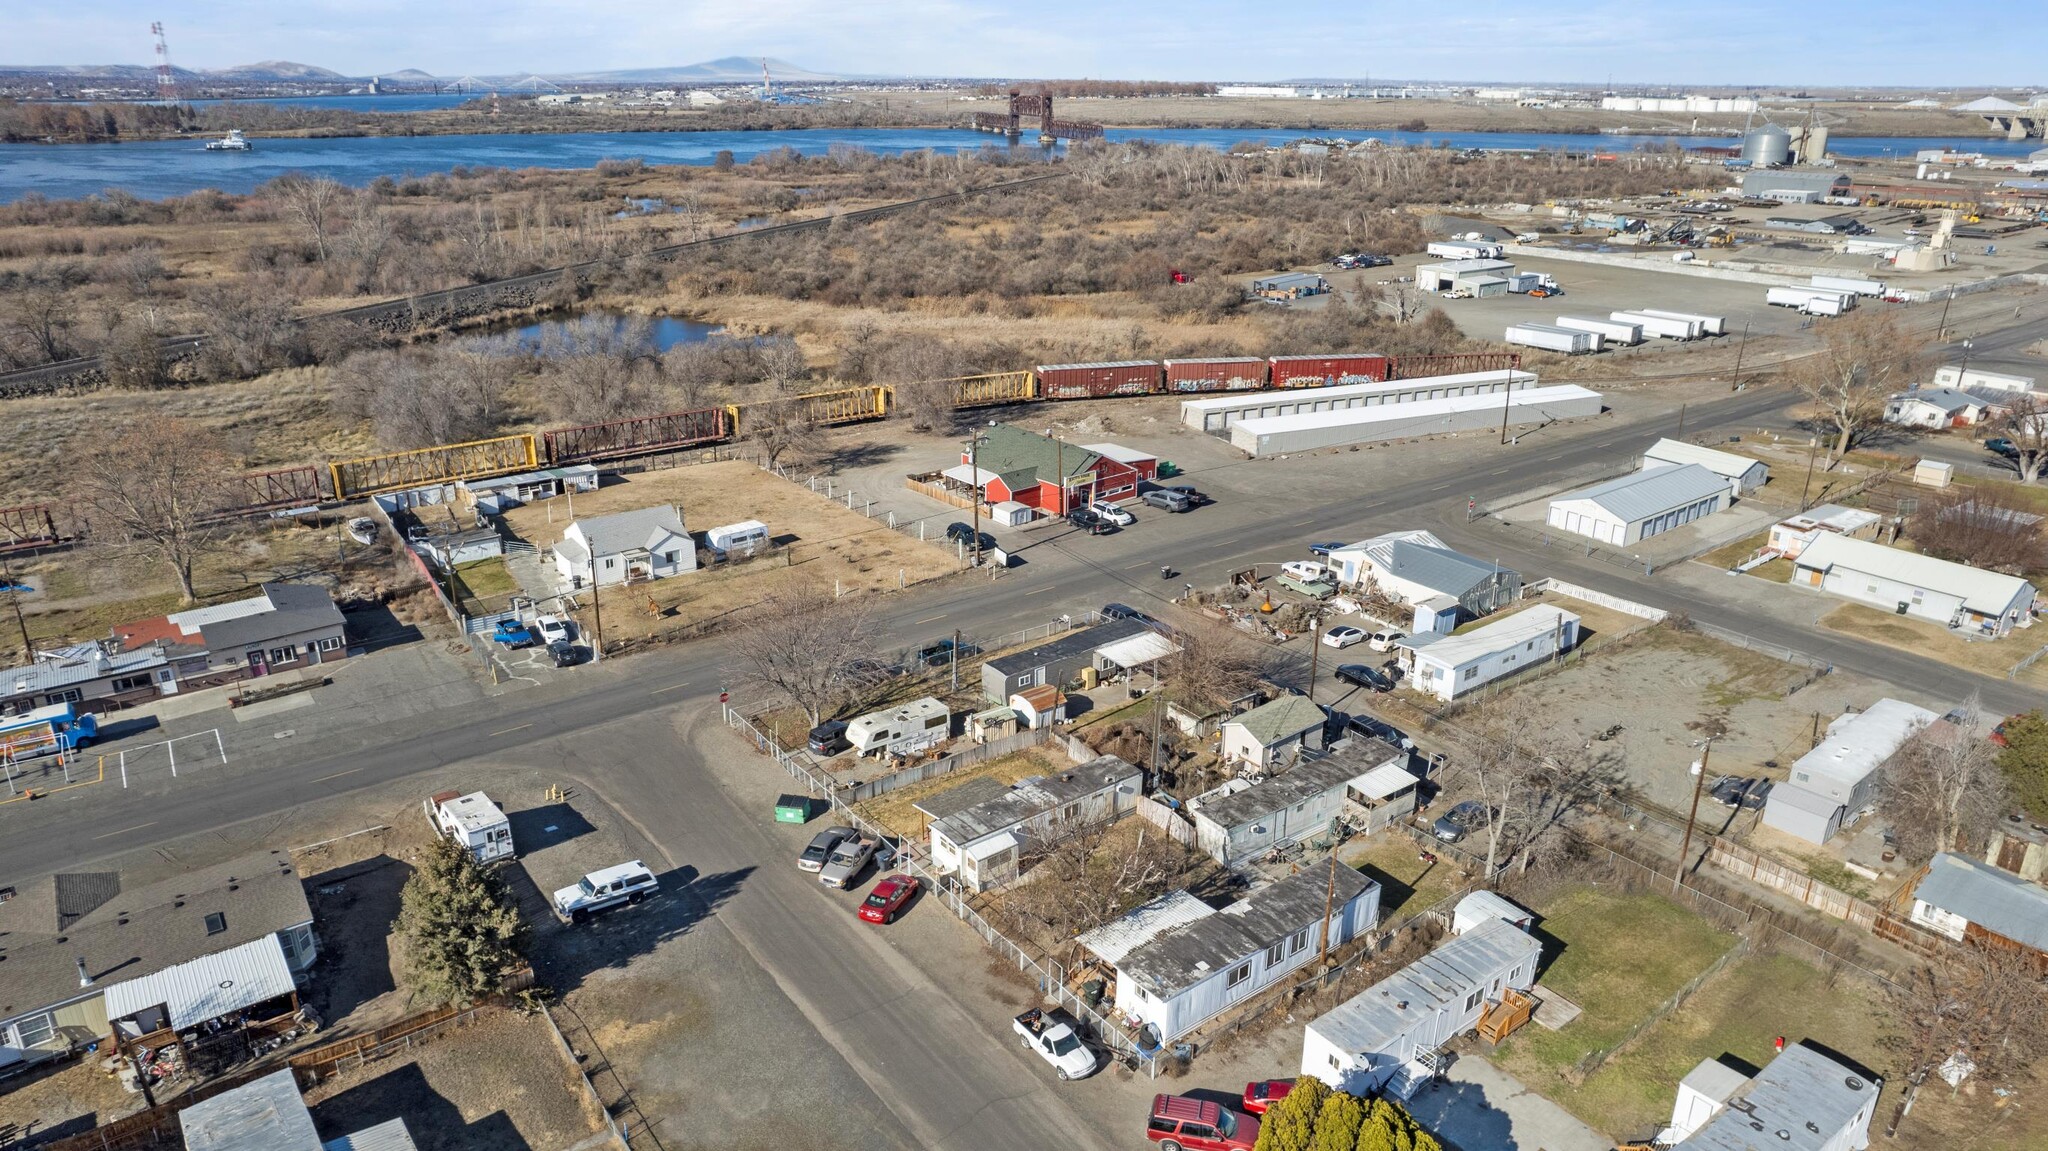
[1676,744,1711,893]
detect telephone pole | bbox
[1676,744,1711,893]
[1317,853,1338,966]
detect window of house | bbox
[1227,963,1252,988]
[317,637,343,652]
[664,551,678,564]
[111,675,152,692]
[12,1011,56,1048]
[1291,928,1310,953]
[1329,1053,1342,1070]
[45,688,82,704]
[1266,942,1285,966]
[604,558,616,569]
[1062,804,1079,821]
[269,645,299,664]
[1463,667,1478,681]
[1465,990,1482,1011]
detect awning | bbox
[104,934,296,1030]
[964,831,1021,862]
[1351,762,1421,801]
[1095,632,1180,668]
[941,464,998,487]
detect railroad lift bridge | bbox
[971,91,1105,144]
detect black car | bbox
[1066,508,1113,534]
[545,639,584,668]
[1335,664,1394,693]
[945,521,996,551]
[807,720,851,756]
[917,638,982,667]
[1165,485,1211,507]
[1353,253,1392,268]
[1346,713,1414,751]
[1101,603,1175,636]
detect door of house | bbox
[246,649,268,677]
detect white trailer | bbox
[1805,295,1850,316]
[705,519,770,555]
[426,790,515,864]
[1508,272,1558,293]
[1636,308,1727,336]
[1812,274,1886,298]
[1611,310,1702,340]
[1505,323,1600,354]
[847,697,951,758]
[1767,286,1856,312]
[1426,239,1504,260]
[1556,315,1643,345]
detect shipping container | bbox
[1035,361,1163,400]
[1505,323,1600,355]
[1635,308,1728,336]
[1163,357,1269,393]
[1555,316,1643,345]
[1610,310,1702,340]
[1267,353,1393,389]
[1811,274,1887,298]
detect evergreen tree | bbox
[396,836,530,1006]
[1310,1092,1366,1151]
[1254,1078,1330,1151]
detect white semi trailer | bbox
[1555,316,1643,345]
[1505,323,1601,354]
[1611,310,1703,339]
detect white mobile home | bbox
[1639,438,1769,496]
[925,756,1144,890]
[1219,695,1329,771]
[1760,699,1937,844]
[1302,915,1541,1099]
[1790,534,2037,637]
[1396,606,1579,702]
[846,697,951,759]
[426,790,514,864]
[1664,1043,1880,1151]
[1765,504,1880,560]
[1188,740,1412,865]
[1081,866,1379,1042]
[1546,464,1730,546]
[1908,852,2048,959]
[1883,387,1987,428]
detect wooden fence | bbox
[1134,795,1201,851]
[1705,837,1874,924]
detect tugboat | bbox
[203,129,253,151]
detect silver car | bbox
[819,837,897,889]
[799,826,857,872]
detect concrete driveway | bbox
[1401,1053,1609,1151]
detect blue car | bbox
[1308,541,1345,557]
[493,619,536,648]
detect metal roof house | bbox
[979,618,1149,702]
[1302,914,1541,1099]
[1907,852,2048,959]
[180,1068,420,1151]
[1760,699,1937,845]
[1326,530,1520,627]
[1664,1042,1880,1151]
[953,425,1154,513]
[1639,438,1769,496]
[1885,387,1988,428]
[1187,739,1411,864]
[926,756,1144,890]
[1546,463,1731,546]
[1767,504,1881,561]
[1220,695,1330,771]
[1081,865,1378,1042]
[113,583,351,689]
[552,504,695,588]
[0,851,316,1071]
[1791,534,2038,638]
[2,643,171,715]
[1397,606,1579,702]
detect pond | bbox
[500,312,726,353]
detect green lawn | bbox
[1492,887,1737,1098]
[451,556,519,600]
[1561,952,1889,1141]
[1340,833,1471,920]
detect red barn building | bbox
[953,425,1157,515]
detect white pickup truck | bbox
[1013,1008,1099,1081]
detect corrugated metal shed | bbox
[323,1119,421,1151]
[1307,916,1541,1056]
[104,934,296,1029]
[1912,852,2048,952]
[179,1069,323,1151]
[1093,632,1179,668]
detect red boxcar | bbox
[1036,361,1163,400]
[1266,353,1391,390]
[1163,357,1268,393]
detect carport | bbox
[104,935,303,1079]
[1094,631,1180,691]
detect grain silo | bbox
[1741,124,1792,165]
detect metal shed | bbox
[105,935,297,1035]
[179,1069,324,1151]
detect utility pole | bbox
[1730,322,1750,391]
[967,433,987,568]
[1,555,32,660]
[950,628,962,693]
[1676,402,1687,439]
[1046,426,1064,518]
[1317,853,1338,966]
[1498,368,1513,445]
[586,551,605,663]
[1676,744,1710,893]
[1306,613,1322,702]
[1798,434,1821,511]
[1149,666,1165,782]
[1936,284,1955,343]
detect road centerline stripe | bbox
[311,768,362,783]
[93,822,157,840]
[488,723,533,737]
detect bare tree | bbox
[1163,618,1268,715]
[1907,487,2048,574]
[0,264,80,365]
[1878,702,2010,864]
[997,820,1205,943]
[1999,393,2048,485]
[1887,940,2048,1109]
[747,385,828,469]
[329,347,505,448]
[1441,694,1617,875]
[729,587,881,726]
[270,173,347,262]
[71,418,240,604]
[1791,310,1930,468]
[193,279,304,378]
[100,316,168,390]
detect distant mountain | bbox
[379,69,438,83]
[208,60,348,81]
[0,59,345,83]
[0,55,848,86]
[543,57,842,84]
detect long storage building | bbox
[1226,384,1600,456]
[1181,369,1538,433]
[1545,463,1730,546]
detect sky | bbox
[6,1,2031,87]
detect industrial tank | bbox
[1741,124,1792,166]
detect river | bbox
[0,126,2035,203]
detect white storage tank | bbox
[1742,124,1792,166]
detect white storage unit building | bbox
[1227,385,1602,456]
[1505,323,1600,354]
[1397,606,1580,702]
[1415,259,1516,292]
[1302,916,1542,1099]
[1555,315,1643,345]
[1180,370,1537,433]
[1760,699,1937,844]
[1546,464,1730,546]
[1791,534,2038,637]
[1639,438,1769,496]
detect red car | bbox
[857,874,920,924]
[1241,1079,1294,1115]
[1147,1094,1259,1151]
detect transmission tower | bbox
[151,21,179,104]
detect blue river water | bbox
[0,125,2035,202]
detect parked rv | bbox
[846,697,951,758]
[425,790,515,865]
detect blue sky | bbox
[8,1,2026,86]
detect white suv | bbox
[553,861,659,924]
[533,614,571,645]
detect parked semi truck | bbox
[1767,287,1857,314]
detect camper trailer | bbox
[847,697,951,759]
[426,790,515,864]
[704,520,771,556]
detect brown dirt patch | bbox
[1820,603,2048,686]
[853,745,1073,840]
